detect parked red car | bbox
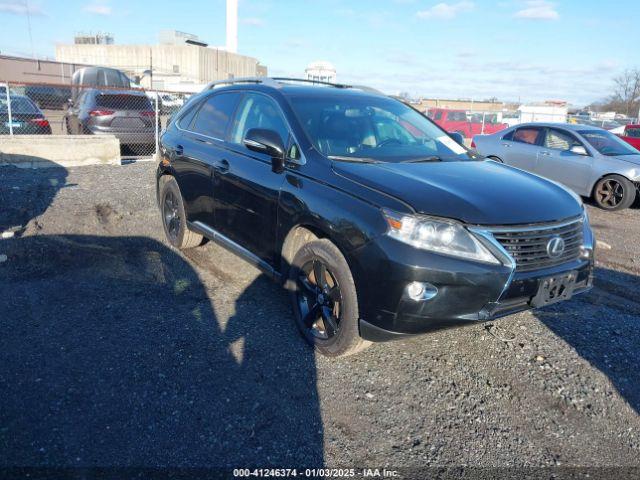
[617,124,640,150]
[427,108,508,138]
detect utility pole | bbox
[149,48,153,89]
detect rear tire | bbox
[592,174,636,211]
[289,239,370,357]
[159,176,204,249]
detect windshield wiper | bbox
[328,155,382,164]
[401,155,442,163]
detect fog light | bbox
[406,281,438,301]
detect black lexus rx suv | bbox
[157,78,594,357]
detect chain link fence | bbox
[1,81,192,159]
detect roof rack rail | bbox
[205,77,271,90]
[269,77,352,89]
[204,77,385,95]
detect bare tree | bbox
[611,68,640,117]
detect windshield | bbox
[287,94,470,162]
[579,129,639,156]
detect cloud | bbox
[241,17,265,26]
[514,0,559,20]
[0,1,45,16]
[84,1,112,15]
[416,1,474,20]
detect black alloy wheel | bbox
[296,258,343,340]
[163,189,181,242]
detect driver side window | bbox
[230,94,290,150]
[544,128,582,152]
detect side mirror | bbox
[244,128,286,173]
[449,132,465,146]
[569,145,588,156]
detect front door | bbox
[213,93,291,264]
[536,127,593,195]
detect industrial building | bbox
[55,41,267,91]
[53,0,266,91]
[0,54,83,85]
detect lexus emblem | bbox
[547,236,565,258]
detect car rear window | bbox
[0,97,39,114]
[96,94,152,110]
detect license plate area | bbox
[530,271,577,307]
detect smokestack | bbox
[226,0,238,53]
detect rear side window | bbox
[177,103,201,130]
[626,127,640,138]
[447,111,467,122]
[544,128,581,151]
[513,127,542,145]
[433,111,443,120]
[191,93,240,139]
[96,94,152,110]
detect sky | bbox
[0,0,638,105]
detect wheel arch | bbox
[279,221,360,289]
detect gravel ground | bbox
[0,161,639,477]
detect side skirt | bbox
[188,221,282,283]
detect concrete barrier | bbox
[0,135,121,168]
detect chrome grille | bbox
[488,217,584,272]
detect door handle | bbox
[539,151,551,156]
[175,144,184,156]
[501,143,511,147]
[218,159,230,173]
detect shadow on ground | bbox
[0,161,324,471]
[534,266,640,415]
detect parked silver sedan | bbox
[472,123,640,210]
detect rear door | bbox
[172,92,241,227]
[536,127,592,194]
[214,92,291,263]
[501,126,544,171]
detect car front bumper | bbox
[351,233,594,342]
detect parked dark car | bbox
[156,78,594,357]
[65,89,156,154]
[24,85,72,110]
[71,66,131,104]
[1,94,52,135]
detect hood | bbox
[332,160,583,225]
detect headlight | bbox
[382,209,500,264]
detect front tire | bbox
[159,176,204,249]
[593,174,636,211]
[289,239,370,357]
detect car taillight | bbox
[140,111,156,117]
[89,110,115,116]
[29,118,50,127]
[470,139,476,148]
